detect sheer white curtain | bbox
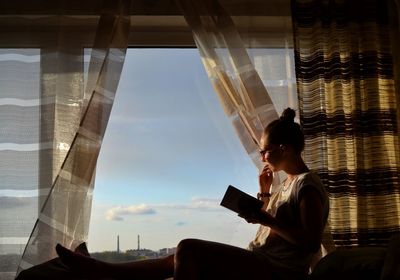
[176,0,296,171]
[0,1,131,278]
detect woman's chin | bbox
[265,164,276,172]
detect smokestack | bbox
[137,234,140,250]
[117,235,120,253]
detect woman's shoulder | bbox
[297,171,322,184]
[294,171,328,204]
[295,171,325,192]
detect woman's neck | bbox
[284,156,309,181]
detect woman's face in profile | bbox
[260,133,284,171]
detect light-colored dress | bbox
[248,171,329,279]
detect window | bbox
[88,48,260,254]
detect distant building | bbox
[158,247,176,257]
[125,247,176,258]
[126,248,157,258]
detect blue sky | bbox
[87,48,260,252]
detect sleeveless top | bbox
[248,171,329,276]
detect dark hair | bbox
[264,108,305,153]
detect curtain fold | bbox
[292,0,400,247]
[0,1,130,278]
[176,0,296,170]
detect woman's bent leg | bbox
[174,238,272,280]
[57,239,273,280]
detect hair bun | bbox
[280,108,296,122]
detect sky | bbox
[87,48,260,252]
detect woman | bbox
[56,108,329,280]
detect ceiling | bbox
[0,0,292,47]
[0,0,291,16]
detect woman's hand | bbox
[259,164,273,193]
[239,210,275,227]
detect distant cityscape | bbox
[90,235,176,263]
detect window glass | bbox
[88,48,294,255]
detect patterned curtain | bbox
[0,1,130,278]
[292,0,400,247]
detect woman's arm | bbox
[258,165,273,210]
[244,186,324,252]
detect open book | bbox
[220,185,263,215]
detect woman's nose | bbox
[261,154,267,162]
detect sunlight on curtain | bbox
[292,0,400,247]
[0,1,130,278]
[176,0,296,172]
[390,0,400,144]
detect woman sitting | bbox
[56,108,329,280]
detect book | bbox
[220,185,263,215]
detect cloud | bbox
[105,198,222,222]
[105,204,156,221]
[189,198,221,210]
[155,198,222,211]
[175,221,187,227]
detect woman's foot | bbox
[56,244,103,278]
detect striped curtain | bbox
[292,0,400,247]
[0,1,130,278]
